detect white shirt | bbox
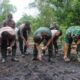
[19,24,25,31]
[0,26,15,38]
[51,30,58,36]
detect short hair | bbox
[50,23,59,30]
[67,33,71,38]
[74,35,80,40]
[33,35,42,43]
[25,22,31,32]
[1,31,15,41]
[1,31,9,40]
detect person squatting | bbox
[64,26,80,62]
[0,26,18,63]
[33,27,62,62]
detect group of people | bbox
[0,13,31,63]
[0,13,80,63]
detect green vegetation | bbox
[0,0,16,23]
[0,0,80,41]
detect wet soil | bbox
[0,46,80,80]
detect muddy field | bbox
[0,46,80,80]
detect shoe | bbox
[1,59,6,63]
[32,58,38,61]
[48,58,52,62]
[21,54,25,57]
[11,58,19,62]
[25,52,30,55]
[64,57,70,62]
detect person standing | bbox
[3,13,15,29]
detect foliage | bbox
[17,0,80,38]
[0,0,16,23]
[32,0,80,28]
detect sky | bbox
[10,0,39,22]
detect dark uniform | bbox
[33,27,53,61]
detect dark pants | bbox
[67,38,73,57]
[33,39,53,61]
[18,31,27,55]
[53,37,58,54]
[33,44,38,58]
[1,32,16,59]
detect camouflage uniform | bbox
[64,26,80,61]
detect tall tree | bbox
[32,0,80,27]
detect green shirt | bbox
[65,26,80,36]
[34,27,51,38]
[64,26,80,43]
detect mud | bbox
[0,46,80,80]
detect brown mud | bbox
[0,46,80,80]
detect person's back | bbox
[34,27,51,38]
[0,26,15,38]
[65,26,80,41]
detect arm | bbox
[10,40,15,47]
[42,36,53,50]
[7,36,16,51]
[46,37,53,47]
[36,43,43,60]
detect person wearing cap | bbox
[50,22,59,30]
[33,27,53,62]
[0,26,18,63]
[17,22,31,57]
[64,26,80,62]
[3,13,15,29]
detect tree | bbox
[30,0,55,27]
[32,0,80,27]
[0,0,16,23]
